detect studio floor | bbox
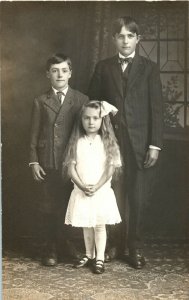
[2,241,189,300]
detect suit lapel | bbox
[44,87,74,117]
[44,89,61,113]
[110,55,124,98]
[127,55,144,90]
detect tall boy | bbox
[30,53,88,266]
[88,16,163,269]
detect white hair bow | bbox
[100,101,118,117]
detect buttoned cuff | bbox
[29,162,39,167]
[149,145,161,151]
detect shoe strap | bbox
[96,260,104,266]
[80,256,89,263]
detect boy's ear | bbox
[137,35,141,43]
[46,71,50,79]
[112,36,117,47]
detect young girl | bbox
[64,101,122,274]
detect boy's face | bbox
[113,26,140,57]
[46,61,72,91]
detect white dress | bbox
[65,135,122,227]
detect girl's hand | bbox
[84,185,97,197]
[76,184,93,195]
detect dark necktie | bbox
[57,91,64,104]
[119,57,133,98]
[118,57,133,66]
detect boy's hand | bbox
[144,149,159,168]
[31,164,46,181]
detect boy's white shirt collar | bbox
[52,86,69,95]
[119,51,135,59]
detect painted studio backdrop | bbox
[2,1,189,250]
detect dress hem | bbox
[65,220,122,228]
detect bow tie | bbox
[118,57,133,65]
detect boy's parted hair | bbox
[112,16,140,36]
[63,101,122,177]
[46,53,72,71]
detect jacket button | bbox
[54,123,58,127]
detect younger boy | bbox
[30,53,88,266]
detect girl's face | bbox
[82,107,102,136]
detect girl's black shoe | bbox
[93,260,105,274]
[73,256,92,268]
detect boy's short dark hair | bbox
[112,16,139,36]
[46,53,72,71]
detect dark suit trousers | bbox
[118,126,159,251]
[38,169,72,247]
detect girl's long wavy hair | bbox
[63,101,122,178]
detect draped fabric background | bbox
[2,1,189,249]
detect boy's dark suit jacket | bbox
[30,87,88,170]
[88,54,163,169]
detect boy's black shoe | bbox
[105,246,119,261]
[127,249,146,269]
[42,256,57,266]
[104,253,111,262]
[42,251,58,266]
[42,244,58,266]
